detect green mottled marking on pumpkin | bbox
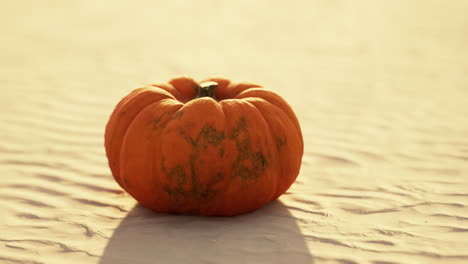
[198,125,225,149]
[161,156,167,174]
[151,113,166,129]
[219,148,224,157]
[170,111,183,121]
[162,185,186,204]
[178,127,196,146]
[152,110,182,131]
[169,165,186,186]
[276,137,287,150]
[162,124,225,207]
[178,124,224,148]
[162,170,223,205]
[161,156,186,187]
[231,117,268,180]
[146,112,173,140]
[253,151,267,168]
[230,116,247,140]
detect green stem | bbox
[197,81,218,99]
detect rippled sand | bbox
[1,1,468,263]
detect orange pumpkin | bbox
[105,77,303,216]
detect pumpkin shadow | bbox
[99,201,314,264]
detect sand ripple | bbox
[2,0,468,264]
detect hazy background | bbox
[1,1,468,264]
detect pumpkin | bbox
[104,77,303,216]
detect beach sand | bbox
[1,1,468,263]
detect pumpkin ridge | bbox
[237,88,302,142]
[105,88,176,186]
[242,99,280,194]
[158,108,188,191]
[150,83,182,101]
[105,88,144,182]
[105,89,149,174]
[244,98,289,151]
[241,93,303,147]
[119,98,182,190]
[243,98,303,197]
[232,87,262,99]
[228,83,263,99]
[168,77,199,100]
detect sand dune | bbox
[1,0,468,263]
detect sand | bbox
[1,0,468,263]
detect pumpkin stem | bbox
[197,81,218,99]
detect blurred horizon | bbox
[1,1,468,264]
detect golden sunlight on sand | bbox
[1,1,468,263]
